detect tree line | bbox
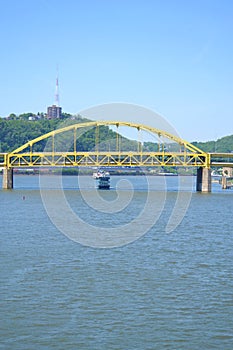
[0,114,137,153]
[0,114,233,153]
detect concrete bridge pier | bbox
[222,176,228,189]
[196,167,211,192]
[3,168,13,189]
[221,167,233,189]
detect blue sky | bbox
[0,0,233,141]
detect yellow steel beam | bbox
[0,153,8,167]
[7,151,209,168]
[4,121,222,169]
[11,121,205,155]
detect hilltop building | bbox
[47,105,62,119]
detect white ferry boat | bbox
[93,169,110,189]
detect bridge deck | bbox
[2,151,209,168]
[1,152,233,168]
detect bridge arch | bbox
[6,120,209,169]
[11,120,204,154]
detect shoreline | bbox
[0,170,194,177]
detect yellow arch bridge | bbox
[1,121,233,191]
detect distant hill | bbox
[0,115,85,152]
[1,113,233,154]
[192,135,233,153]
[0,114,137,153]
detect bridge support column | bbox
[3,168,13,189]
[196,167,211,192]
[222,176,228,189]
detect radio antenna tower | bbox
[55,66,60,107]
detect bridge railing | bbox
[3,151,233,168]
[209,153,233,167]
[5,151,209,168]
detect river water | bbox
[1,175,233,350]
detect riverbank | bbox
[0,167,193,176]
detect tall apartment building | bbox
[47,105,62,119]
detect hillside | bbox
[1,113,233,153]
[144,136,233,153]
[0,114,138,153]
[192,135,233,153]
